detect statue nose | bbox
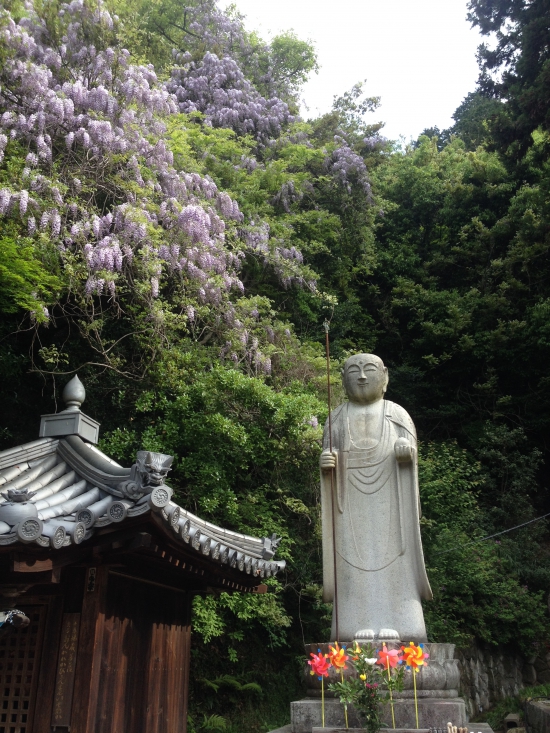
[358,377,368,383]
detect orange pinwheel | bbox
[308,650,330,678]
[328,641,349,671]
[376,643,402,669]
[401,642,429,671]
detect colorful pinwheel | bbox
[328,642,349,670]
[401,642,429,670]
[376,644,403,728]
[308,650,330,678]
[308,649,331,727]
[376,644,402,670]
[329,642,349,727]
[401,642,429,728]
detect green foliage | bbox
[419,440,548,650]
[0,144,62,317]
[0,224,61,316]
[449,92,504,150]
[265,32,318,106]
[310,81,384,149]
[419,441,481,532]
[198,675,262,696]
[201,714,228,732]
[468,0,550,157]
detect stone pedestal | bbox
[291,642,467,733]
[313,729,431,733]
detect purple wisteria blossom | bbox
[326,137,373,198]
[0,0,245,301]
[167,53,294,142]
[0,0,310,373]
[363,134,388,151]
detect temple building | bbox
[0,376,284,733]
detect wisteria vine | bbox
[0,0,312,375]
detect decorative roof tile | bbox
[0,381,284,580]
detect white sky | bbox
[220,0,485,141]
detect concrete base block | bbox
[312,729,430,733]
[309,729,492,733]
[291,698,361,732]
[269,718,494,733]
[290,696,468,733]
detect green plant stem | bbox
[387,659,395,728]
[413,669,419,729]
[340,669,349,729]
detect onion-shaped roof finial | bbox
[62,374,85,412]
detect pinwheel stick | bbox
[413,669,419,729]
[386,658,396,728]
[321,677,325,728]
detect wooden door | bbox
[93,573,191,733]
[0,606,46,733]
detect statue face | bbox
[342,354,388,405]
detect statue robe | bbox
[321,399,432,641]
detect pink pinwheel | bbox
[308,650,330,678]
[376,644,402,670]
[377,643,402,728]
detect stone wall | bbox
[456,643,550,719]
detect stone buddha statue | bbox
[320,353,432,642]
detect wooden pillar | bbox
[70,565,108,733]
[33,596,64,733]
[181,594,192,733]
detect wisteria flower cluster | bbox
[326,137,373,198]
[363,134,389,151]
[167,52,294,142]
[159,0,292,103]
[0,0,309,374]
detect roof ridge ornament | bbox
[39,375,100,444]
[62,374,86,412]
[117,450,174,502]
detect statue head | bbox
[342,354,388,405]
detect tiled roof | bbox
[0,394,284,581]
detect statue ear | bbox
[163,456,173,469]
[383,366,389,393]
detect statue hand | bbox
[395,437,414,463]
[320,450,337,471]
